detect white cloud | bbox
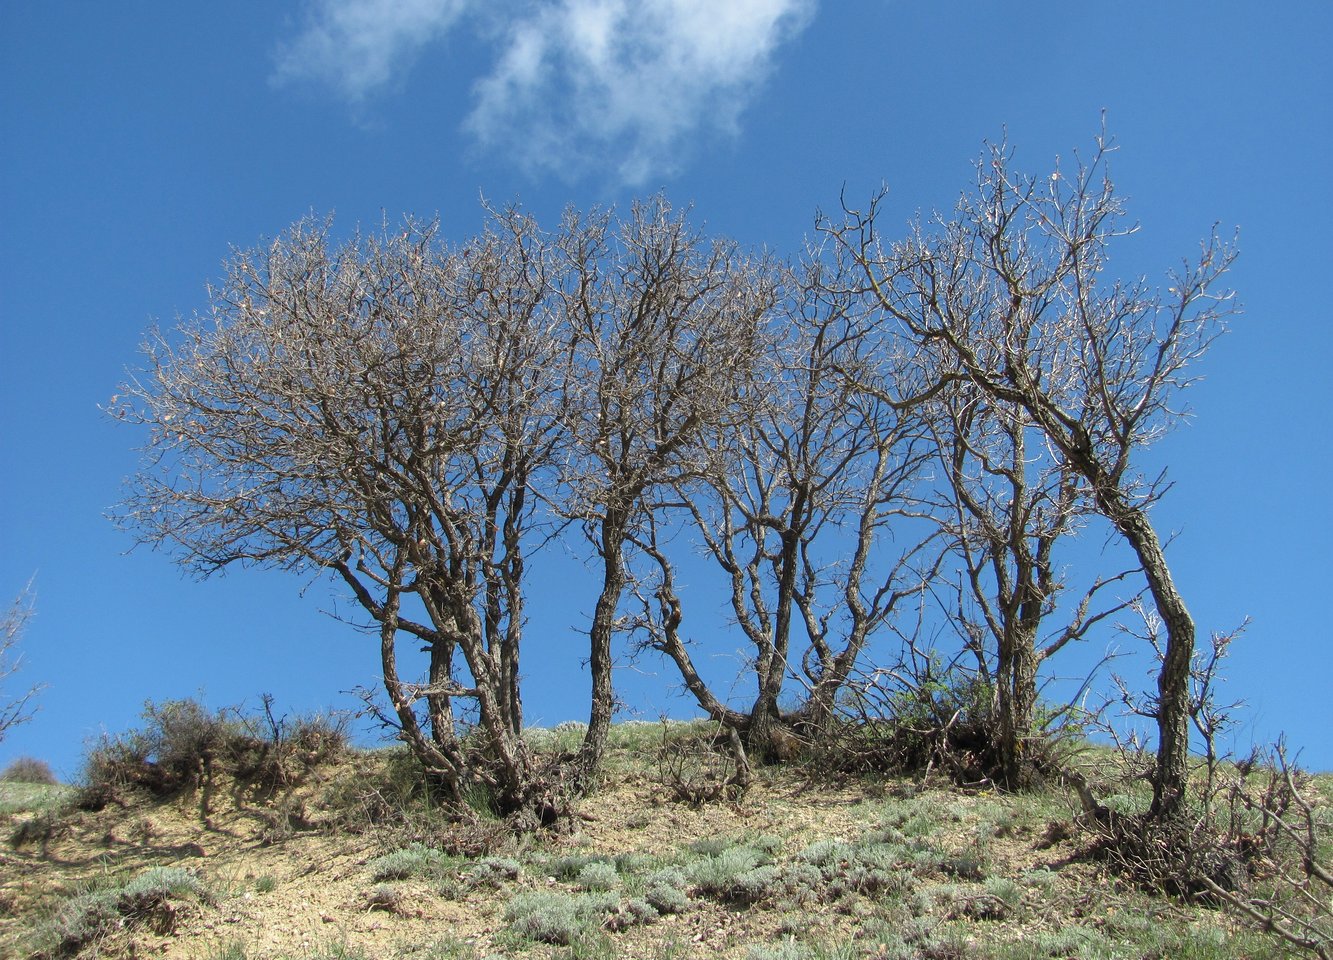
[273,0,817,183]
[273,0,471,102]
[467,0,817,184]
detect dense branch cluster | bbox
[116,134,1236,826]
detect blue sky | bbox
[2,2,1329,779]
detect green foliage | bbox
[812,665,1064,787]
[204,941,249,960]
[0,778,73,815]
[687,844,779,904]
[120,865,210,902]
[745,941,859,960]
[464,856,522,888]
[414,937,485,960]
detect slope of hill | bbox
[1,724,1324,960]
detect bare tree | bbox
[1,584,42,742]
[922,375,1139,787]
[115,210,571,819]
[554,197,775,779]
[643,253,940,761]
[830,128,1238,820]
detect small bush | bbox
[643,867,690,914]
[77,697,348,808]
[505,890,616,945]
[688,846,783,904]
[575,860,621,891]
[121,866,209,899]
[367,844,459,882]
[465,856,522,888]
[543,853,607,881]
[1,756,57,784]
[33,866,211,957]
[808,665,1055,788]
[605,898,657,932]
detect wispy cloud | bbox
[274,0,817,183]
[273,0,470,102]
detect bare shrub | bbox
[1,756,57,784]
[77,696,348,809]
[657,722,751,806]
[807,663,1019,789]
[1071,620,1332,959]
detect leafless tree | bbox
[554,197,775,778]
[1,584,42,742]
[921,375,1140,787]
[829,128,1238,820]
[115,210,571,818]
[641,252,940,761]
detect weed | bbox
[204,942,250,960]
[643,866,690,914]
[77,696,347,808]
[414,936,485,960]
[604,897,658,931]
[688,845,782,904]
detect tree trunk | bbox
[747,525,800,761]
[428,636,456,750]
[379,599,463,802]
[995,625,1038,789]
[1099,488,1194,822]
[578,509,627,784]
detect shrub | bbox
[119,866,210,907]
[808,665,1047,787]
[1,756,57,784]
[77,696,348,807]
[504,890,616,945]
[575,860,621,891]
[643,867,690,915]
[33,867,211,957]
[688,845,783,904]
[543,853,607,881]
[367,844,460,882]
[605,898,657,932]
[465,856,522,888]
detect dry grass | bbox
[0,728,1319,960]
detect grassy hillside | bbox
[1,723,1327,960]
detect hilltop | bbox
[1,722,1327,960]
